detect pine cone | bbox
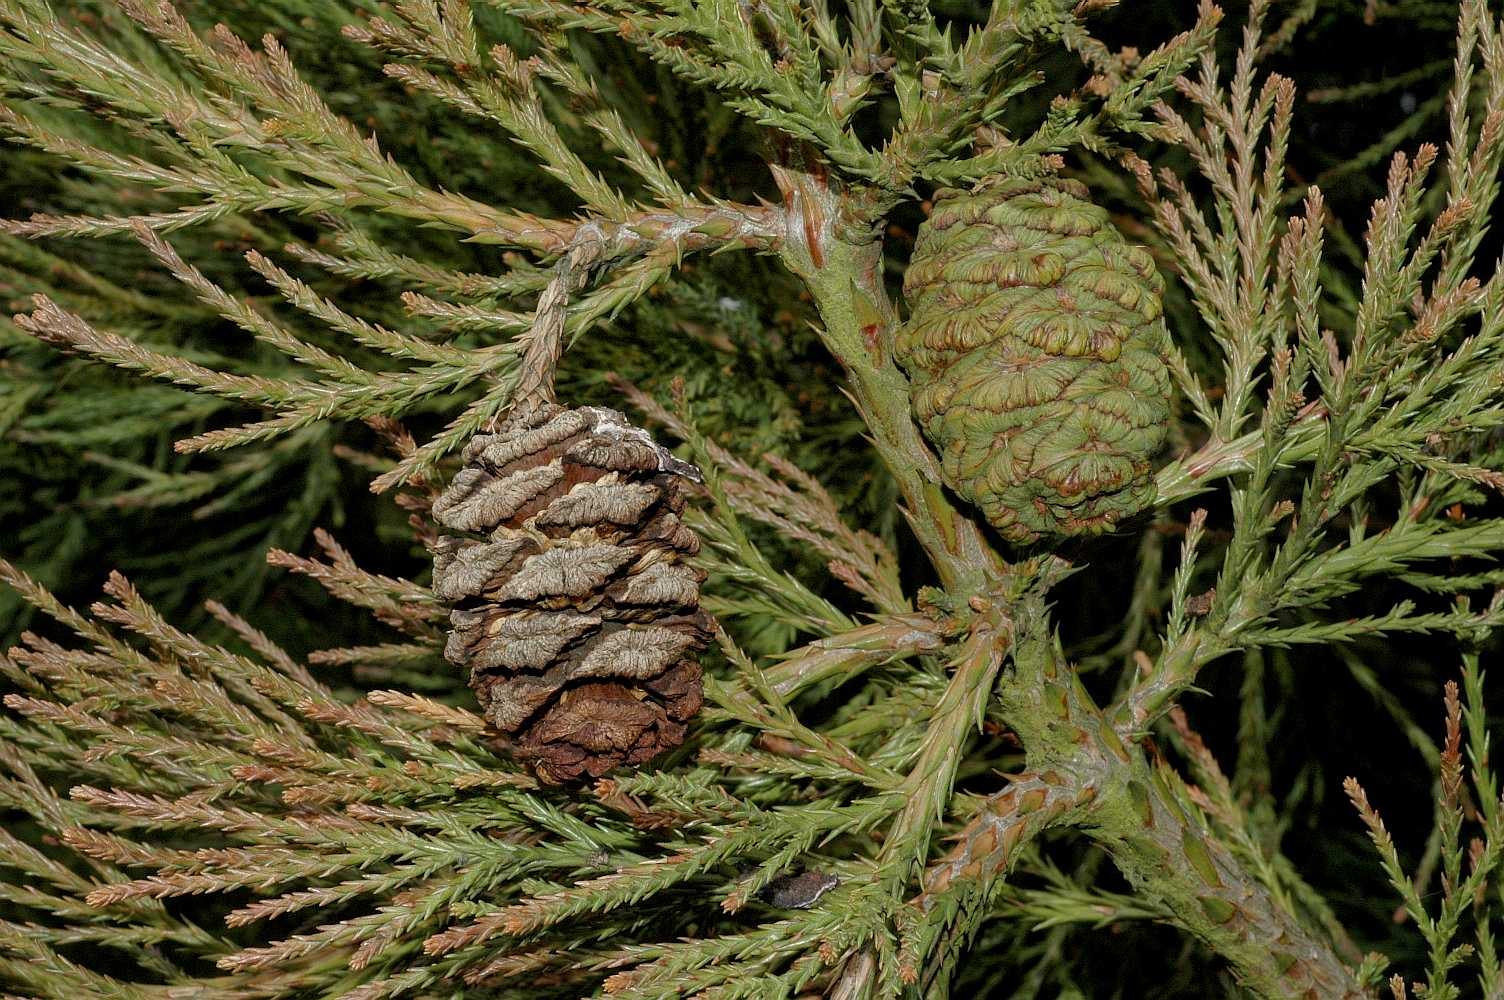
[430,403,713,782]
[898,176,1172,544]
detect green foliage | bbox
[4,0,1504,998]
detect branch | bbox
[770,163,1002,593]
[1153,401,1329,508]
[1089,752,1372,999]
[899,772,1080,990]
[990,592,1372,999]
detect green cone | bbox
[898,176,1172,543]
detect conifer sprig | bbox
[1119,0,1504,735]
[6,0,1504,998]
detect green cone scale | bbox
[898,176,1172,543]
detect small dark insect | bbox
[758,869,840,909]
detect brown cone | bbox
[431,403,713,781]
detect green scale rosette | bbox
[897,176,1172,543]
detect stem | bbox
[771,163,1002,595]
[1154,402,1328,508]
[901,770,1081,992]
[835,614,1009,999]
[880,621,1009,882]
[513,245,595,406]
[1086,756,1372,999]
[991,602,1373,1000]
